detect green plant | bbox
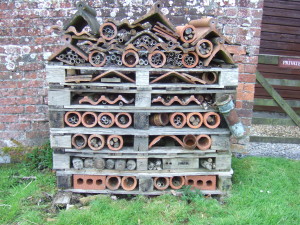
[24,141,53,170]
[181,185,204,203]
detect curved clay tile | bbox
[91,71,135,83]
[148,135,184,149]
[152,95,201,106]
[79,95,134,105]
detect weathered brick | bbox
[0,106,24,114]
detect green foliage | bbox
[0,157,299,225]
[181,185,203,203]
[24,141,53,170]
[1,139,33,162]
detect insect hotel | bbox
[47,1,243,195]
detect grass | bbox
[0,157,299,225]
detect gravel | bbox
[245,142,300,160]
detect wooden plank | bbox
[135,92,151,107]
[261,32,300,44]
[258,55,279,65]
[250,136,300,144]
[258,64,300,75]
[261,24,300,35]
[254,98,300,108]
[50,135,72,148]
[219,67,239,87]
[136,71,149,86]
[255,71,300,126]
[49,111,65,128]
[134,112,150,130]
[134,135,149,151]
[50,127,231,135]
[260,40,300,52]
[259,48,300,57]
[210,135,230,150]
[265,78,300,87]
[46,66,65,83]
[252,117,296,126]
[255,86,300,100]
[163,158,199,169]
[53,154,71,170]
[57,175,72,189]
[48,90,71,106]
[262,16,300,28]
[56,169,234,177]
[264,0,300,10]
[215,154,231,171]
[263,8,300,19]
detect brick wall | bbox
[0,0,263,150]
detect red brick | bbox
[242,101,254,110]
[239,73,256,83]
[31,121,49,131]
[19,113,47,122]
[18,63,44,71]
[0,115,19,123]
[236,91,255,101]
[26,131,49,139]
[0,123,5,130]
[0,98,17,105]
[17,97,43,105]
[0,106,24,114]
[17,80,44,89]
[241,118,252,126]
[237,109,253,118]
[6,122,31,131]
[244,64,257,74]
[25,106,37,113]
[235,100,243,109]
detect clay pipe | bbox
[186,112,203,129]
[88,134,105,151]
[98,112,115,128]
[106,176,121,190]
[202,72,218,84]
[182,52,199,68]
[195,39,213,58]
[71,134,88,150]
[65,111,82,127]
[170,112,187,129]
[107,135,124,151]
[99,22,117,41]
[176,24,196,43]
[216,94,245,138]
[82,112,98,128]
[196,134,212,150]
[121,176,137,191]
[148,50,167,68]
[154,177,170,190]
[170,176,185,190]
[150,113,169,126]
[88,50,106,67]
[183,135,197,150]
[115,113,132,128]
[122,49,139,67]
[203,112,221,129]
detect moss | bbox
[1,139,33,163]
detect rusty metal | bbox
[107,135,124,151]
[150,113,169,126]
[72,134,88,149]
[88,134,105,151]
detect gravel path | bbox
[246,142,300,160]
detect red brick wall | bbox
[0,0,263,148]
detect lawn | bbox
[0,157,299,225]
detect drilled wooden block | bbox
[134,112,149,130]
[73,175,106,190]
[163,158,198,169]
[211,135,230,150]
[136,158,148,170]
[49,111,65,128]
[134,135,149,151]
[185,175,217,190]
[57,174,72,189]
[50,134,72,149]
[48,90,71,106]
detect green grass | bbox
[0,157,299,225]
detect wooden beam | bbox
[254,98,300,108]
[258,55,279,65]
[255,71,300,127]
[266,78,300,87]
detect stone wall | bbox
[0,0,263,151]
